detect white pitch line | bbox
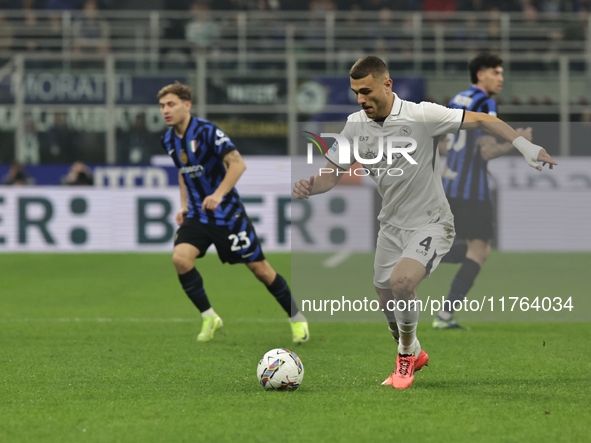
[0,318,197,323]
[323,251,352,268]
[0,317,287,323]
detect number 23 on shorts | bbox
[228,231,251,251]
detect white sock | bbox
[413,339,422,358]
[387,323,399,343]
[290,311,306,322]
[437,310,453,321]
[201,308,216,318]
[395,296,419,355]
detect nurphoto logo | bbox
[302,131,418,177]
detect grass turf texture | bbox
[1,252,590,442]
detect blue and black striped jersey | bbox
[443,86,497,201]
[161,117,245,225]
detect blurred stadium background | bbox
[2,4,591,441]
[0,0,590,253]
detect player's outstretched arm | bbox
[292,161,343,199]
[462,111,557,171]
[177,171,189,225]
[202,150,246,212]
[479,127,532,161]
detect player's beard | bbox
[369,100,387,120]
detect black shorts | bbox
[447,197,494,241]
[174,215,265,264]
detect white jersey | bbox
[325,93,465,230]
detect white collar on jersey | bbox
[364,92,403,122]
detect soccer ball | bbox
[256,348,304,391]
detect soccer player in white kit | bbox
[292,56,556,389]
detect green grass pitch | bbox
[1,252,590,442]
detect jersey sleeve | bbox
[160,131,172,153]
[421,101,465,137]
[160,135,167,152]
[210,124,236,159]
[324,120,356,170]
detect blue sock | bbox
[179,268,211,313]
[445,259,481,313]
[267,274,299,317]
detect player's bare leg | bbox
[466,239,491,266]
[245,259,276,286]
[173,243,223,342]
[173,243,200,274]
[387,258,427,389]
[246,260,309,343]
[390,258,426,349]
[376,286,400,343]
[434,239,490,329]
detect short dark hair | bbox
[469,53,503,84]
[350,56,389,80]
[157,81,192,101]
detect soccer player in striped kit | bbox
[158,82,309,343]
[434,53,532,329]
